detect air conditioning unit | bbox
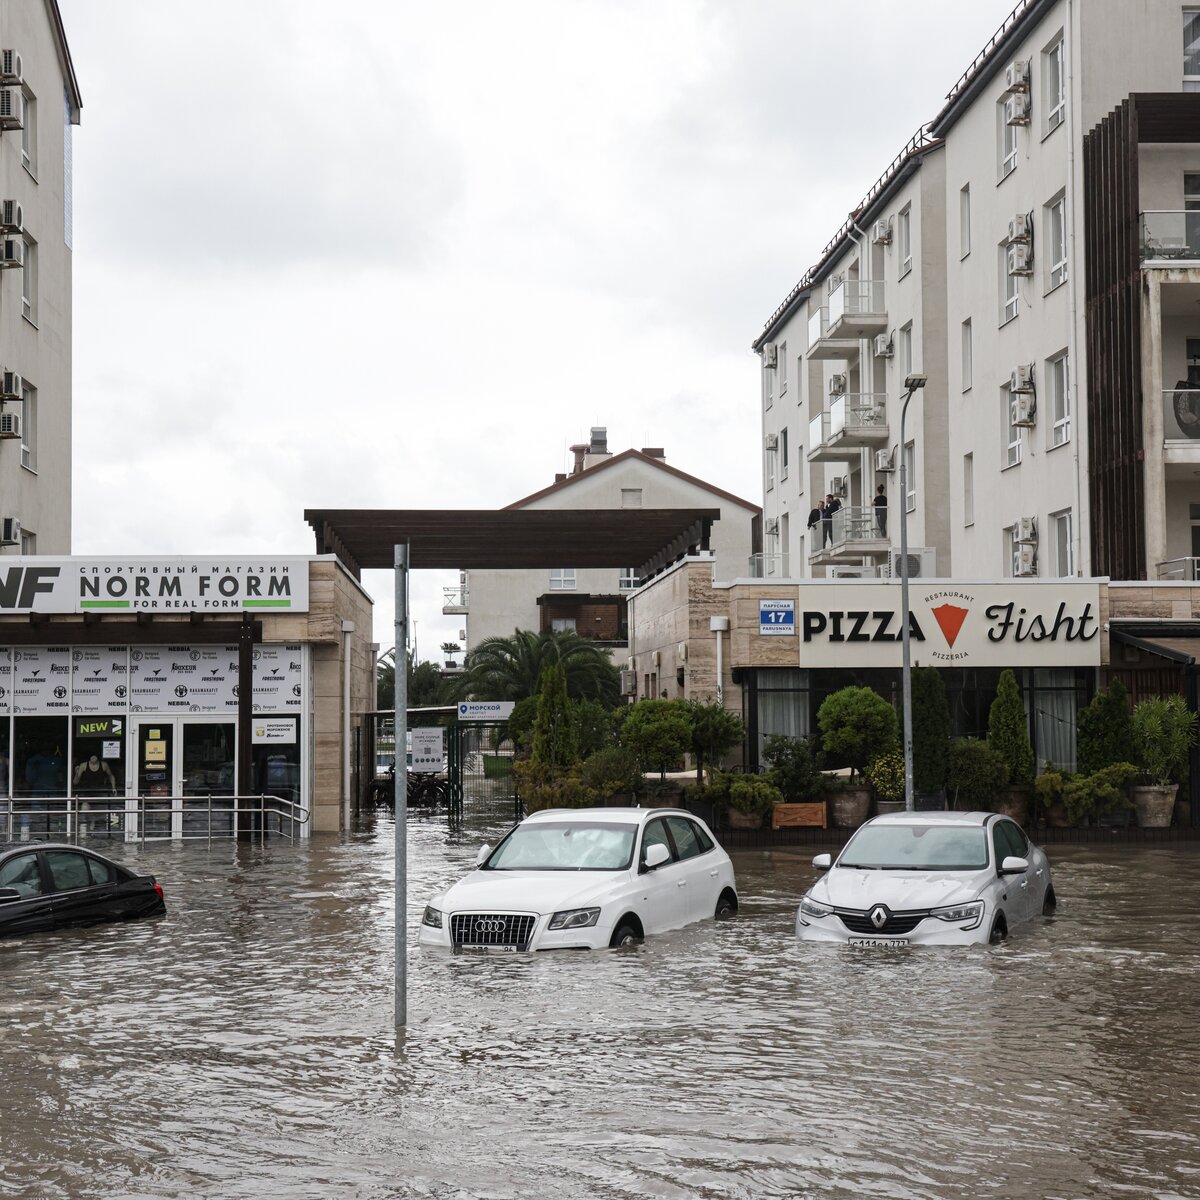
[0,88,24,131]
[0,411,20,440]
[875,449,895,472]
[1015,545,1037,576]
[0,200,21,234]
[0,370,21,401]
[458,629,467,641]
[620,670,637,697]
[829,272,844,292]
[1005,59,1031,93]
[764,432,779,451]
[1010,393,1036,427]
[1010,364,1035,394]
[829,373,848,395]
[1005,93,1031,126]
[1007,213,1031,243]
[0,51,22,86]
[764,517,780,536]
[874,333,894,358]
[830,475,848,498]
[886,548,936,579]
[830,566,871,579]
[871,218,893,245]
[0,517,20,547]
[762,342,778,368]
[677,642,688,664]
[0,238,24,270]
[1014,517,1038,544]
[1007,242,1033,276]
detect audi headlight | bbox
[421,905,443,929]
[798,895,833,924]
[931,900,984,930]
[548,907,600,930]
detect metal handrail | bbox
[1156,557,1200,581]
[0,793,307,844]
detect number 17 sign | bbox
[759,599,795,636]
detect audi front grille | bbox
[450,913,536,949]
[835,908,929,936]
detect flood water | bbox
[3,811,1200,1200]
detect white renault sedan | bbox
[418,807,738,951]
[795,810,1055,947]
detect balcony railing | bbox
[811,506,887,551]
[442,586,469,611]
[1162,387,1200,442]
[808,306,827,348]
[1157,558,1200,581]
[828,279,885,326]
[809,412,830,453]
[830,393,888,438]
[747,553,790,578]
[1141,211,1200,262]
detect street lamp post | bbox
[899,373,927,813]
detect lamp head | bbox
[903,373,928,391]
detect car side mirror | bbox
[999,855,1029,875]
[812,853,832,871]
[474,844,491,867]
[0,887,21,903]
[643,843,671,871]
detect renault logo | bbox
[869,905,889,930]
[473,918,507,934]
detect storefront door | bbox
[130,717,236,839]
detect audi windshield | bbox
[483,822,638,871]
[839,824,989,871]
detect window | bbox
[963,454,974,526]
[1003,387,1022,468]
[20,87,36,177]
[640,817,675,868]
[46,852,91,892]
[778,342,788,395]
[765,361,774,410]
[618,567,638,592]
[550,617,576,634]
[1044,36,1065,133]
[19,529,34,555]
[1046,194,1067,289]
[961,319,973,391]
[620,488,642,508]
[899,323,913,378]
[1048,351,1070,447]
[666,816,706,861]
[1186,9,1200,91]
[998,100,1018,178]
[1001,243,1019,323]
[903,441,916,513]
[780,427,789,479]
[898,206,912,277]
[765,441,775,491]
[20,382,35,472]
[1051,509,1074,577]
[21,234,37,323]
[960,185,971,258]
[0,852,42,897]
[549,568,576,591]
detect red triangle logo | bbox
[931,603,968,649]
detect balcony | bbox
[1162,387,1200,460]
[1141,211,1200,263]
[808,395,889,461]
[807,505,890,566]
[826,279,887,340]
[807,303,860,360]
[1157,558,1200,580]
[442,585,469,614]
[747,552,791,578]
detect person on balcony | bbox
[807,500,825,544]
[823,494,841,547]
[873,484,888,537]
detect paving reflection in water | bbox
[2,813,1200,1199]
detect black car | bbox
[0,843,165,937]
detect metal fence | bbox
[455,721,519,821]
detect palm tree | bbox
[456,629,620,706]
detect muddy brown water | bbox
[2,813,1200,1199]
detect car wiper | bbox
[839,863,880,870]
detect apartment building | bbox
[448,427,758,656]
[755,0,1200,586]
[0,1,79,556]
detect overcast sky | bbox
[58,0,1017,662]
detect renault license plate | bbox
[848,936,910,948]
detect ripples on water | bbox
[2,815,1200,1199]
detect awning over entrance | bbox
[303,508,720,579]
[1111,624,1200,665]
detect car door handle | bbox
[709,869,719,877]
[677,880,687,888]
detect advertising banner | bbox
[12,647,72,713]
[71,647,130,714]
[252,645,303,712]
[410,727,445,772]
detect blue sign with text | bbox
[759,600,795,636]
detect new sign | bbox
[790,582,1101,668]
[0,558,311,614]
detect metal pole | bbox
[394,544,409,1029]
[900,386,915,812]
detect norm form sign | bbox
[410,727,445,773]
[759,599,796,636]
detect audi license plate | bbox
[848,936,910,948]
[458,944,520,953]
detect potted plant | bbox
[866,750,905,814]
[761,735,833,829]
[1131,695,1198,827]
[1077,680,1136,775]
[1035,763,1138,827]
[726,774,783,830]
[440,641,460,669]
[817,686,899,828]
[620,699,693,781]
[579,745,642,806]
[908,666,950,810]
[987,669,1035,824]
[947,737,1009,813]
[687,699,745,784]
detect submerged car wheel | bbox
[988,914,1008,944]
[714,889,738,919]
[609,919,642,948]
[1043,886,1058,914]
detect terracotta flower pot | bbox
[830,786,872,828]
[1131,784,1178,828]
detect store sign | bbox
[0,558,311,614]
[73,715,124,738]
[759,599,796,636]
[410,727,445,772]
[456,701,515,721]
[252,720,296,745]
[793,582,1101,668]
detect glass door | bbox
[135,722,174,838]
[181,721,236,837]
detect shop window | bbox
[71,716,124,801]
[252,716,301,812]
